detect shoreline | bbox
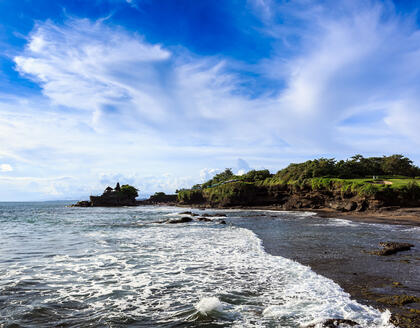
[311,207,420,227]
[179,203,420,226]
[174,204,420,327]
[219,207,420,328]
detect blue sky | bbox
[2,0,420,200]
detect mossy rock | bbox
[377,295,420,306]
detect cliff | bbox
[177,178,420,212]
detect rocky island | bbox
[72,183,139,207]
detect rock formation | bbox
[72,183,138,207]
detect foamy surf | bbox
[195,297,223,314]
[1,205,399,327]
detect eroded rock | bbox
[166,217,193,224]
[372,242,414,256]
[307,318,358,328]
[197,217,212,222]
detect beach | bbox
[230,209,420,328]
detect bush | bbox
[240,169,272,182]
[120,184,139,198]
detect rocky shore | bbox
[178,182,420,212]
[164,206,420,327]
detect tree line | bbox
[187,154,420,190]
[276,154,420,181]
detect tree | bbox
[241,169,272,182]
[382,155,414,176]
[202,168,235,188]
[120,184,139,198]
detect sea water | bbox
[0,202,407,327]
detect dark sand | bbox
[246,208,420,327]
[185,204,420,326]
[314,207,420,227]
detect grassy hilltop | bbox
[177,155,420,209]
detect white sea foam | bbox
[195,297,223,314]
[329,218,359,227]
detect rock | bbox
[179,211,199,216]
[73,182,138,207]
[307,318,358,328]
[166,217,193,224]
[197,217,212,222]
[202,213,227,217]
[343,201,357,212]
[378,206,401,212]
[372,242,414,256]
[329,201,345,212]
[219,220,226,224]
[72,200,91,207]
[377,295,420,306]
[138,192,178,205]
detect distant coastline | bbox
[72,155,420,226]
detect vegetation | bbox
[177,154,420,203]
[120,184,139,198]
[275,154,420,181]
[201,168,235,188]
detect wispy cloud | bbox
[3,1,420,200]
[0,164,13,172]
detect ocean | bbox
[1,202,417,327]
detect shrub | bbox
[120,184,139,198]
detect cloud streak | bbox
[2,1,420,199]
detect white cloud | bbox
[5,4,420,200]
[0,164,13,172]
[200,168,221,182]
[236,158,251,174]
[256,1,420,152]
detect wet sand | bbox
[313,207,420,227]
[238,209,420,328]
[182,204,420,326]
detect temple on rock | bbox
[72,182,138,207]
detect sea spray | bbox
[195,297,223,314]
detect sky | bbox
[2,0,420,200]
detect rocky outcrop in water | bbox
[307,318,358,328]
[72,183,138,207]
[167,217,193,224]
[137,192,178,205]
[371,242,414,256]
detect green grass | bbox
[257,176,420,196]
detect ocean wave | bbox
[1,206,394,327]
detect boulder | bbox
[179,211,199,216]
[307,318,358,328]
[166,217,193,224]
[197,217,212,222]
[72,200,91,207]
[372,242,414,256]
[343,201,357,212]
